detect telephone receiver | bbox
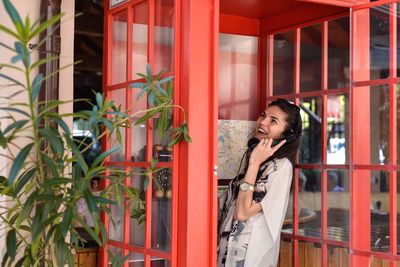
[247,133,293,151]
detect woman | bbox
[218,98,302,267]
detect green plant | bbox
[0,0,190,266]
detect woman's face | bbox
[255,105,288,141]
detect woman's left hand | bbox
[248,138,286,167]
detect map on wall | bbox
[218,120,257,181]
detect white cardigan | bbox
[244,157,293,267]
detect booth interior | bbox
[217,1,400,265]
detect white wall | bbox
[0,0,75,257]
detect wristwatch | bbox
[239,182,255,192]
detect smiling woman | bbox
[217,99,302,267]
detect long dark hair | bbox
[241,99,302,174]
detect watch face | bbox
[240,183,250,191]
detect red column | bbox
[177,0,218,266]
[350,7,371,267]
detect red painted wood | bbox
[219,13,259,36]
[296,0,358,8]
[350,6,371,267]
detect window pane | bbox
[328,17,349,89]
[299,97,322,164]
[298,169,321,238]
[131,120,147,162]
[152,117,173,159]
[132,2,148,80]
[273,31,294,96]
[219,34,259,120]
[154,0,174,73]
[112,11,127,85]
[370,85,390,165]
[129,168,146,247]
[370,5,390,80]
[151,168,172,252]
[150,257,170,267]
[327,94,349,164]
[327,170,349,242]
[109,199,124,242]
[108,246,123,266]
[371,170,389,252]
[128,252,145,267]
[110,88,126,162]
[300,24,322,92]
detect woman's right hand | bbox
[249,138,286,167]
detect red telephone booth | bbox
[101,0,400,266]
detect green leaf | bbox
[29,13,63,40]
[0,24,19,39]
[55,240,67,267]
[95,92,103,109]
[91,146,121,167]
[31,73,43,102]
[158,75,174,85]
[75,216,102,245]
[0,107,30,118]
[8,143,34,185]
[61,207,72,237]
[30,55,58,70]
[0,129,6,148]
[84,190,99,215]
[0,63,23,72]
[39,128,64,156]
[13,167,36,197]
[3,0,23,28]
[146,64,152,82]
[129,82,144,88]
[41,153,59,178]
[6,229,16,260]
[4,119,29,134]
[134,108,158,125]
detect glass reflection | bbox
[150,257,171,267]
[132,1,148,80]
[151,168,172,251]
[154,0,174,73]
[110,88,126,162]
[112,12,127,85]
[153,117,173,159]
[300,24,322,92]
[129,252,145,267]
[273,31,295,96]
[370,5,390,80]
[299,97,322,164]
[327,170,349,242]
[328,17,349,89]
[327,95,349,164]
[108,246,123,266]
[298,169,321,238]
[129,168,146,247]
[370,171,389,252]
[131,120,147,162]
[370,85,389,165]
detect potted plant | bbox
[0,0,190,266]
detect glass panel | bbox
[131,83,147,115]
[131,120,147,162]
[151,168,172,251]
[371,170,389,252]
[112,11,127,85]
[273,31,295,96]
[132,2,148,80]
[298,169,321,238]
[152,117,173,159]
[327,94,349,164]
[300,24,322,92]
[109,184,125,242]
[328,245,349,267]
[370,5,390,80]
[298,241,322,267]
[108,246,123,266]
[129,168,146,247]
[299,97,322,164]
[150,257,171,267]
[154,0,174,73]
[328,17,350,89]
[219,34,259,120]
[327,170,349,242]
[277,240,292,266]
[110,88,126,162]
[370,85,389,165]
[128,252,145,267]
